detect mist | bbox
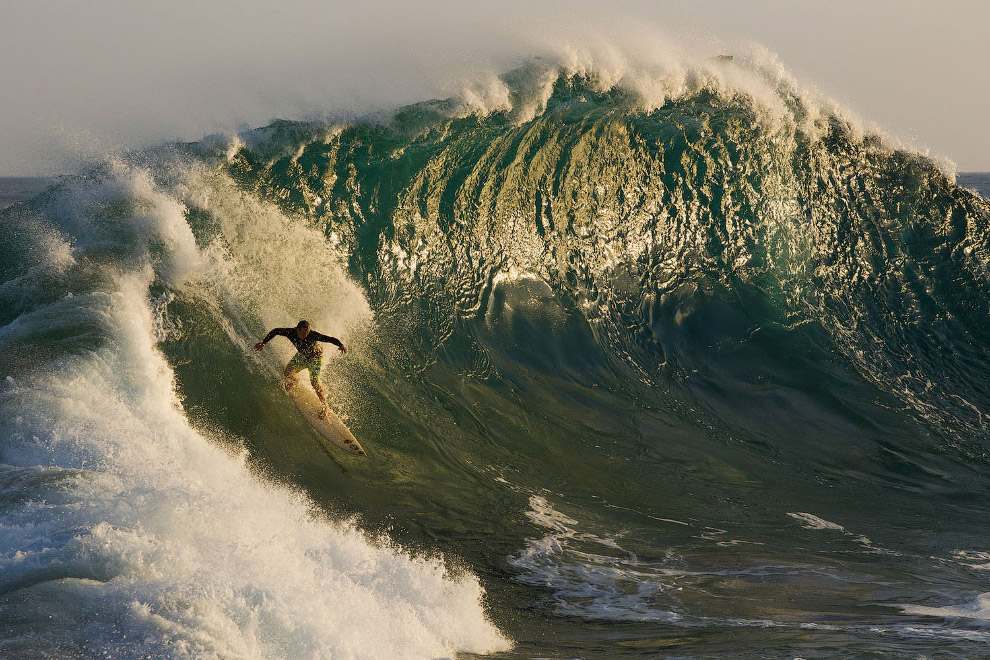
[2,0,987,174]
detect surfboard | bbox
[287,383,367,457]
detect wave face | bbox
[228,64,990,449]
[3,57,990,658]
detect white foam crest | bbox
[32,161,205,286]
[189,132,248,164]
[0,165,509,657]
[444,34,914,165]
[454,74,513,118]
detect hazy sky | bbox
[1,0,987,174]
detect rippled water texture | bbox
[2,57,990,659]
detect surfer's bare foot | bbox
[318,407,329,420]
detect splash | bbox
[0,161,509,658]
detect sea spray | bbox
[0,162,509,658]
[3,49,990,659]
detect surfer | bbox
[254,320,347,420]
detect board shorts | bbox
[286,352,323,383]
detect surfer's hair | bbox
[297,320,310,330]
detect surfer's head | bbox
[296,320,310,339]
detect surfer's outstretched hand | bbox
[338,344,347,355]
[253,342,265,352]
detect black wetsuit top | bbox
[261,328,343,359]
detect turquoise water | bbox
[2,59,990,659]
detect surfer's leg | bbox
[308,355,329,419]
[282,366,297,391]
[313,380,330,419]
[282,365,299,391]
[283,353,306,391]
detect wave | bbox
[216,56,990,452]
[3,51,990,658]
[0,163,508,658]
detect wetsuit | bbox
[261,328,343,382]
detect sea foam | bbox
[0,163,509,658]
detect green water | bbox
[3,62,990,659]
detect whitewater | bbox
[2,48,990,659]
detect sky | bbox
[1,0,987,175]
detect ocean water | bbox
[958,172,990,200]
[2,55,990,660]
[0,177,53,210]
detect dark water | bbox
[0,176,53,210]
[958,172,990,200]
[2,60,990,660]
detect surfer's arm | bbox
[254,328,292,352]
[311,331,347,354]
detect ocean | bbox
[0,177,54,211]
[2,57,990,660]
[958,173,990,200]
